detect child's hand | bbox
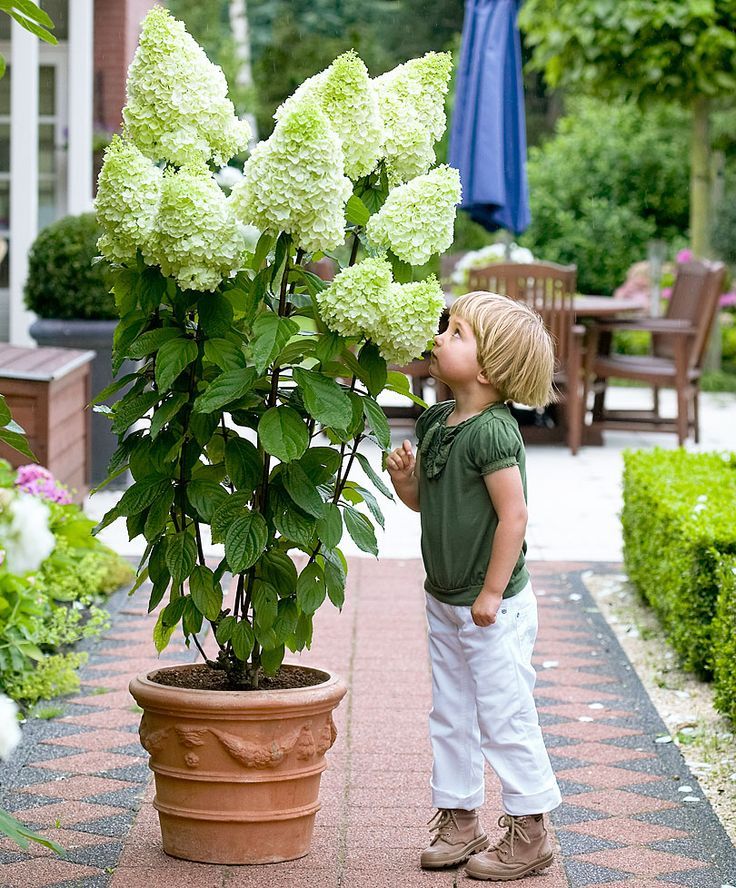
[471,590,503,627]
[387,439,416,482]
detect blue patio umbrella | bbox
[448,0,530,235]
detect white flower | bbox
[372,277,446,365]
[451,243,536,286]
[276,51,383,181]
[366,165,461,265]
[315,258,394,338]
[123,6,250,167]
[230,101,352,254]
[0,493,55,575]
[214,165,245,191]
[0,695,21,761]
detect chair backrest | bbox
[465,261,578,369]
[654,260,726,369]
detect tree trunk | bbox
[228,0,257,143]
[690,95,711,259]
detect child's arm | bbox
[471,465,528,627]
[386,439,421,512]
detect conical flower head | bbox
[316,257,394,338]
[95,135,162,263]
[229,101,351,254]
[276,51,383,181]
[148,165,248,292]
[366,165,461,265]
[123,6,250,167]
[374,51,452,184]
[372,277,446,365]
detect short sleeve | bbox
[416,402,450,447]
[471,417,520,476]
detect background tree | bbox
[519,0,736,258]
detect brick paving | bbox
[1,559,735,887]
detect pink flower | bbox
[720,292,736,309]
[661,287,673,301]
[676,248,694,264]
[15,464,72,505]
[15,464,53,486]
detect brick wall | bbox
[94,0,158,133]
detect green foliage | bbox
[622,449,736,686]
[0,1,57,79]
[520,0,736,104]
[520,98,690,293]
[712,192,736,265]
[24,213,115,320]
[0,395,35,461]
[713,555,736,722]
[2,652,88,706]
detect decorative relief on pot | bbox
[139,718,171,754]
[316,715,338,755]
[184,752,200,768]
[209,727,300,769]
[175,726,207,748]
[295,725,317,760]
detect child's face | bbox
[429,313,484,387]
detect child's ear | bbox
[476,368,492,386]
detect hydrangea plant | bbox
[94,8,459,690]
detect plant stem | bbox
[349,233,360,266]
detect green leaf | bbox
[0,395,10,425]
[272,495,316,548]
[0,809,66,856]
[296,562,327,615]
[314,331,344,364]
[155,337,198,392]
[388,250,413,283]
[345,193,371,226]
[189,566,223,621]
[250,314,298,374]
[215,615,236,644]
[258,406,309,462]
[193,368,257,414]
[361,396,391,451]
[273,597,299,642]
[89,372,139,407]
[143,485,175,540]
[252,582,279,632]
[260,549,298,597]
[260,643,285,675]
[112,390,160,434]
[293,368,353,429]
[251,230,275,271]
[198,293,234,337]
[0,428,35,460]
[150,392,188,439]
[204,338,246,371]
[316,502,343,549]
[117,476,171,517]
[225,511,269,573]
[231,620,255,660]
[298,447,342,484]
[182,596,204,637]
[153,609,176,653]
[126,327,181,359]
[288,611,313,651]
[210,491,251,543]
[358,342,388,397]
[343,504,378,555]
[225,436,262,493]
[187,479,228,522]
[323,550,346,608]
[356,452,395,500]
[166,531,197,587]
[347,483,385,529]
[282,463,324,517]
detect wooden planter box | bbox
[0,344,96,501]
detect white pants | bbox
[426,581,562,816]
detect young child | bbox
[387,291,562,881]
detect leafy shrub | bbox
[713,556,736,724]
[712,194,736,266]
[521,98,690,294]
[24,213,115,320]
[622,449,736,681]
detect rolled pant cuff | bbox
[431,785,485,811]
[501,786,562,817]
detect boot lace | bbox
[427,809,459,845]
[491,814,530,858]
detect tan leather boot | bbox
[420,808,489,869]
[464,813,553,881]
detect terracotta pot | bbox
[129,663,347,864]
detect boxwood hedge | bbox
[622,449,736,715]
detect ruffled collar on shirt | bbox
[420,401,507,480]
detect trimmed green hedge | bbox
[622,449,736,720]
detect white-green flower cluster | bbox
[374,52,452,184]
[366,165,461,265]
[148,166,249,292]
[276,51,383,181]
[317,260,444,365]
[95,136,162,263]
[123,6,250,167]
[373,278,446,365]
[230,102,351,254]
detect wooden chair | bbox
[585,260,726,446]
[465,261,585,454]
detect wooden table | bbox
[574,295,647,320]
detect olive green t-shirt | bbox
[415,400,530,606]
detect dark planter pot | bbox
[29,318,129,487]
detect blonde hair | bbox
[450,291,557,408]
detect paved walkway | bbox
[2,559,735,887]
